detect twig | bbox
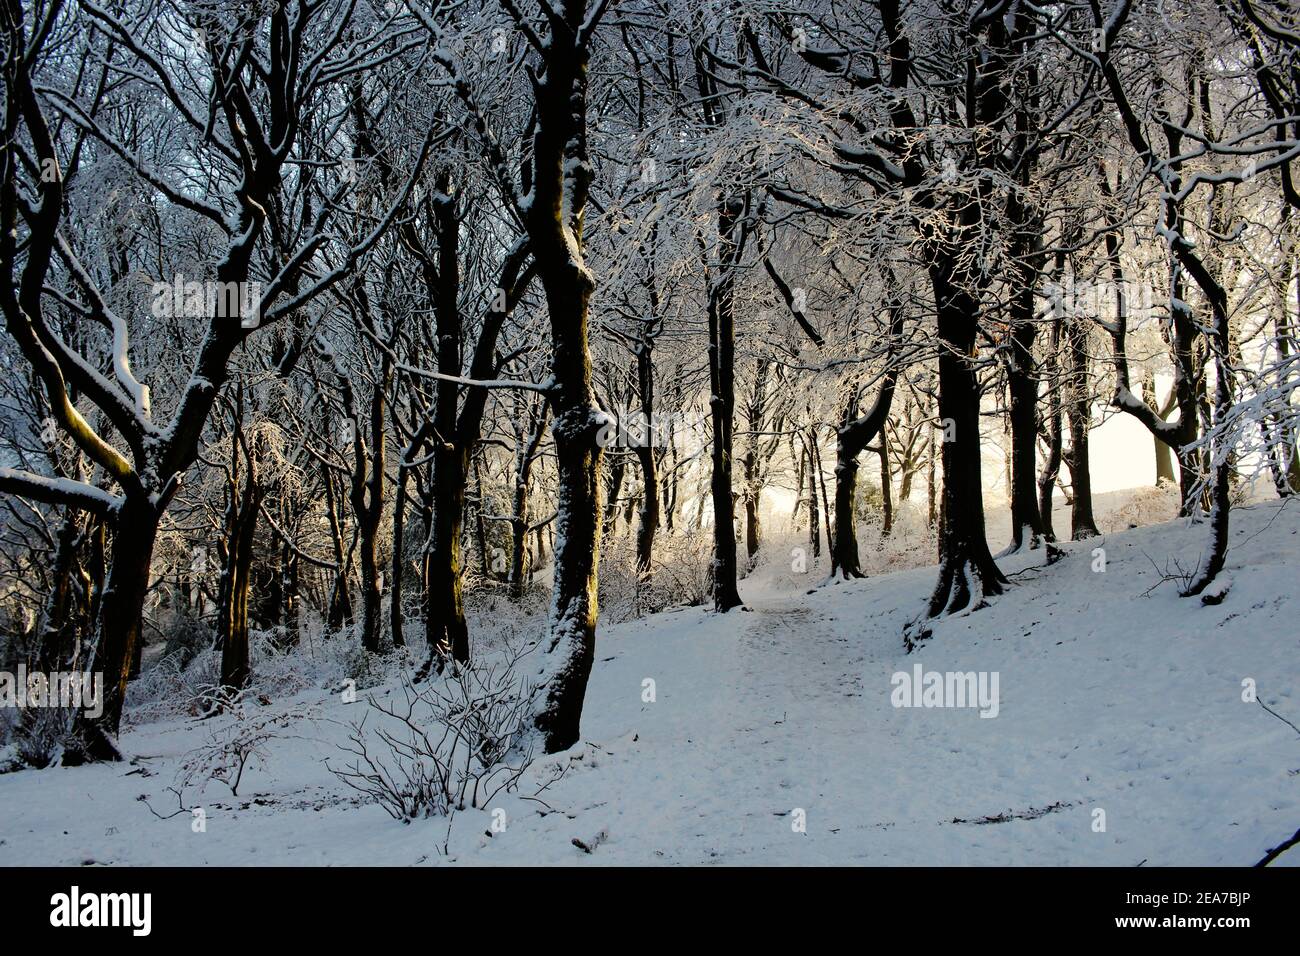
[1258,698,1300,738]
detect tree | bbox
[500,0,610,753]
[0,0,432,758]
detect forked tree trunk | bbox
[1142,375,1179,486]
[1095,166,1200,514]
[831,301,904,577]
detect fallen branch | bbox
[1255,827,1300,867]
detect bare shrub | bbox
[124,646,221,725]
[1140,549,1204,595]
[12,706,82,768]
[600,531,714,623]
[175,686,312,797]
[1106,481,1181,532]
[330,649,533,821]
[597,535,644,623]
[159,610,214,671]
[855,505,941,574]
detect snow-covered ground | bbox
[1,497,1297,866]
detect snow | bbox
[1,498,1297,865]
[0,468,123,513]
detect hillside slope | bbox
[1,501,1297,866]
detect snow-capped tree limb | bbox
[0,467,121,517]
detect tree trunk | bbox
[356,522,382,653]
[832,301,904,576]
[706,197,746,612]
[1267,215,1299,495]
[603,455,626,538]
[832,452,860,575]
[280,521,298,644]
[464,458,483,580]
[1064,317,1100,539]
[743,483,760,566]
[1096,167,1199,514]
[814,436,834,564]
[508,402,547,598]
[1142,374,1179,486]
[806,437,821,559]
[633,337,661,575]
[927,432,937,530]
[420,176,471,668]
[1184,296,1233,595]
[1038,316,1063,543]
[219,472,262,692]
[218,511,258,693]
[662,404,679,533]
[520,0,606,754]
[1181,181,1235,596]
[878,436,893,537]
[534,524,548,575]
[1006,319,1043,551]
[921,274,1007,626]
[72,497,159,762]
[37,511,81,671]
[791,437,806,530]
[322,467,353,632]
[425,448,469,666]
[510,468,533,598]
[390,454,412,650]
[634,444,660,575]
